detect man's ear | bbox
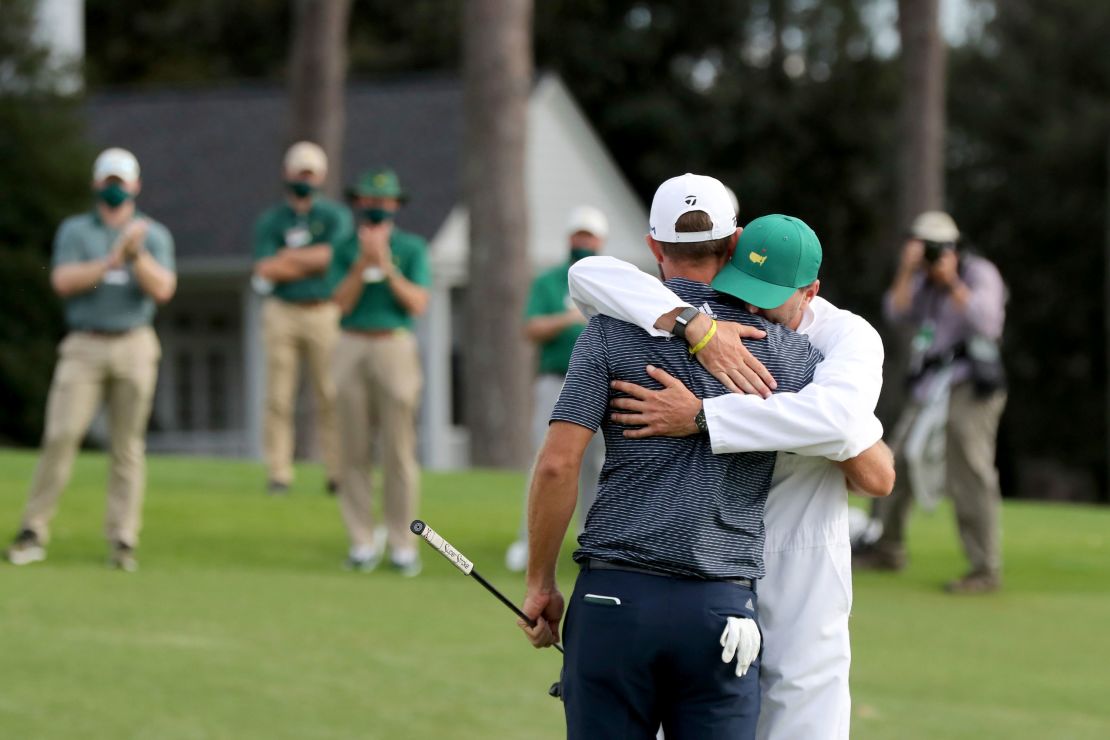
[724,227,742,262]
[646,235,665,265]
[801,279,820,307]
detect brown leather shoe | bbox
[852,545,906,572]
[944,571,1000,594]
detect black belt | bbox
[584,558,754,590]
[76,328,138,338]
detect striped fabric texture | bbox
[552,278,823,580]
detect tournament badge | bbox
[283,225,312,249]
[103,267,130,286]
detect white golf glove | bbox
[720,616,761,677]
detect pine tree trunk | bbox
[462,0,534,468]
[878,0,948,428]
[287,0,350,466]
[288,0,351,196]
[896,0,947,228]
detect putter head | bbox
[548,680,563,701]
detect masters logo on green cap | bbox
[711,214,822,310]
[347,167,407,201]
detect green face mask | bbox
[285,180,315,198]
[569,246,595,264]
[96,183,132,208]
[361,208,396,224]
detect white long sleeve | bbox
[568,256,691,338]
[704,298,885,462]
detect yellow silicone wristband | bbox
[688,319,717,355]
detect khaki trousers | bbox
[333,331,423,555]
[874,381,1008,575]
[21,328,160,547]
[262,299,341,484]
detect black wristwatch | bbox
[694,407,708,434]
[672,307,701,342]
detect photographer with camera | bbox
[856,211,1008,594]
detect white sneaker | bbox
[7,531,46,566]
[505,540,528,573]
[346,534,386,572]
[390,548,422,578]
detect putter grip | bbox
[411,520,474,575]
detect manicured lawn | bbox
[1,449,1108,739]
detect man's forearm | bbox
[257,244,332,282]
[255,256,307,282]
[526,455,580,591]
[836,439,895,497]
[332,259,369,315]
[653,308,712,340]
[704,390,884,461]
[525,313,578,343]
[283,243,332,272]
[385,270,429,316]
[132,252,176,304]
[51,259,111,297]
[887,270,916,316]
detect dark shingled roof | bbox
[84,77,463,269]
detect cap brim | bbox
[347,188,408,202]
[711,262,798,310]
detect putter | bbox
[410,519,564,655]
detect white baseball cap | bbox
[649,173,737,243]
[284,141,328,175]
[910,211,959,243]
[566,205,609,239]
[93,147,140,183]
[724,185,740,218]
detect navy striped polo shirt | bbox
[552,278,823,580]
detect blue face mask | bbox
[96,183,132,208]
[361,208,396,224]
[285,180,316,198]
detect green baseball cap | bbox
[712,214,822,309]
[347,167,407,201]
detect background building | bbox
[85,74,649,469]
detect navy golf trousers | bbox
[562,564,761,740]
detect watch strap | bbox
[672,306,700,342]
[694,408,708,434]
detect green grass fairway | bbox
[2,450,1109,739]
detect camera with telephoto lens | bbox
[922,240,955,264]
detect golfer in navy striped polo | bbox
[519,174,823,739]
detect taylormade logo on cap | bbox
[649,173,737,243]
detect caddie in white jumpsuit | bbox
[569,246,887,740]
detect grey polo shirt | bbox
[52,212,176,332]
